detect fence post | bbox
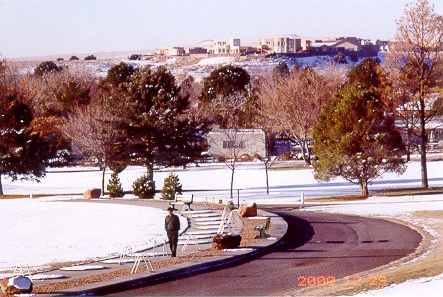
[300,192,304,209]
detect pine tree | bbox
[107,171,124,198]
[34,61,60,76]
[161,173,182,200]
[200,65,250,103]
[132,175,155,199]
[272,62,290,80]
[120,65,207,181]
[0,92,53,195]
[312,84,406,195]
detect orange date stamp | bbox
[297,275,388,287]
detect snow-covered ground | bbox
[3,160,442,203]
[197,57,235,66]
[357,274,443,297]
[303,194,443,297]
[0,198,187,271]
[11,52,384,85]
[1,159,443,295]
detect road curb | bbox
[53,209,288,296]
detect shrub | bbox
[107,171,124,198]
[56,57,64,61]
[161,173,182,200]
[132,175,155,198]
[69,55,79,60]
[128,54,141,60]
[84,55,97,61]
[34,61,61,76]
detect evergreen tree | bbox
[200,65,250,103]
[0,92,53,195]
[132,175,155,198]
[120,65,207,181]
[312,84,406,195]
[272,62,290,80]
[107,171,124,198]
[128,54,142,61]
[84,55,97,61]
[161,173,182,200]
[100,62,134,90]
[34,61,61,76]
[347,58,382,90]
[57,79,91,115]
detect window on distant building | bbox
[223,141,246,149]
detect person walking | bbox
[165,207,180,257]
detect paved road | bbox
[110,207,422,296]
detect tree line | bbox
[1,0,442,196]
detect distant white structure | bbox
[206,39,241,55]
[427,116,443,143]
[207,128,266,159]
[258,35,307,54]
[156,47,185,56]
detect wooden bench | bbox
[254,217,271,238]
[169,193,193,212]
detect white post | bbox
[30,193,33,199]
[300,192,304,209]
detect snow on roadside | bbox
[0,199,188,271]
[356,274,443,296]
[197,57,235,65]
[303,193,443,296]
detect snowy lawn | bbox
[1,159,443,295]
[0,199,187,271]
[2,160,442,203]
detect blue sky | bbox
[1,0,443,58]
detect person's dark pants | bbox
[167,230,179,257]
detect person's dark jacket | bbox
[165,214,180,232]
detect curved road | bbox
[111,207,422,296]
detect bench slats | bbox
[169,193,193,212]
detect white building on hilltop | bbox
[259,36,302,54]
[207,39,241,55]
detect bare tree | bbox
[59,97,126,194]
[252,128,279,194]
[207,127,265,199]
[205,91,262,198]
[20,67,96,117]
[386,0,443,188]
[258,64,345,166]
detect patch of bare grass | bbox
[371,187,443,197]
[307,195,369,202]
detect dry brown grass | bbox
[372,187,443,197]
[0,193,82,199]
[307,195,369,202]
[304,188,443,203]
